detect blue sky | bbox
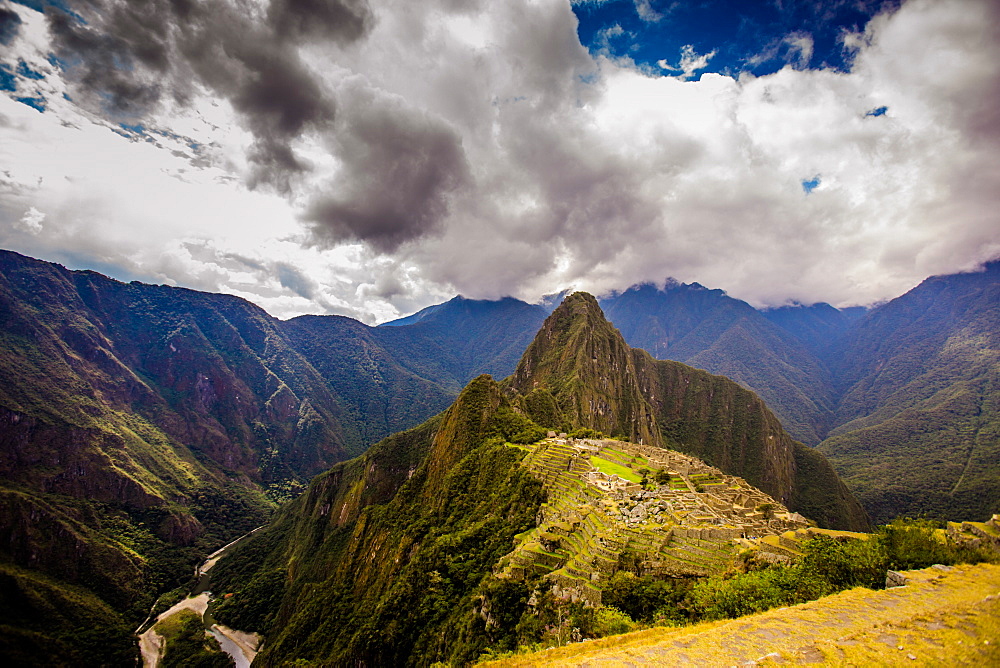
[0,0,997,322]
[573,0,899,76]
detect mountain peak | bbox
[509,291,663,447]
[506,291,867,530]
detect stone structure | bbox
[496,437,811,605]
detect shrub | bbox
[567,427,604,439]
[799,535,887,590]
[602,571,692,622]
[591,606,636,637]
[690,566,832,620]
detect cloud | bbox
[633,0,662,23]
[659,44,717,80]
[41,0,370,191]
[1,0,998,324]
[16,206,44,232]
[0,4,22,45]
[784,32,814,69]
[304,78,470,252]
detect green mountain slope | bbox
[210,291,866,666]
[599,283,837,445]
[818,264,1000,523]
[213,376,545,666]
[280,314,456,445]
[511,293,866,531]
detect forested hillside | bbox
[0,251,545,662]
[210,292,866,666]
[818,263,1000,523]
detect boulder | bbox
[886,570,909,588]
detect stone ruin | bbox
[495,436,812,605]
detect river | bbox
[138,527,264,668]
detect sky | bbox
[0,0,997,323]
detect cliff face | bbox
[599,282,838,445]
[510,292,661,448]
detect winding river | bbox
[138,527,264,668]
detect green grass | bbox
[590,457,642,483]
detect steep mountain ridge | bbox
[510,293,866,530]
[599,283,837,445]
[212,376,545,666]
[210,291,867,666]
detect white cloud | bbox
[16,207,45,233]
[633,0,662,23]
[0,0,997,323]
[659,44,717,80]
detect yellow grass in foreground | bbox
[482,563,1000,666]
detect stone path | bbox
[486,563,1000,667]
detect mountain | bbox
[598,282,838,445]
[279,295,549,446]
[0,249,356,662]
[0,250,549,662]
[278,314,456,446]
[375,294,550,384]
[510,292,866,530]
[761,302,868,359]
[212,376,544,666]
[209,291,866,666]
[817,263,1000,523]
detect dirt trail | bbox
[486,563,1000,667]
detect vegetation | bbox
[508,291,868,531]
[475,518,998,664]
[0,562,138,666]
[477,562,1000,667]
[817,263,1000,524]
[589,456,642,483]
[687,518,996,622]
[212,377,547,666]
[155,609,232,668]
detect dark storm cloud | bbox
[276,261,317,299]
[305,83,470,252]
[44,0,372,189]
[268,0,372,42]
[45,7,164,118]
[0,5,23,45]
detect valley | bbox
[0,249,995,665]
